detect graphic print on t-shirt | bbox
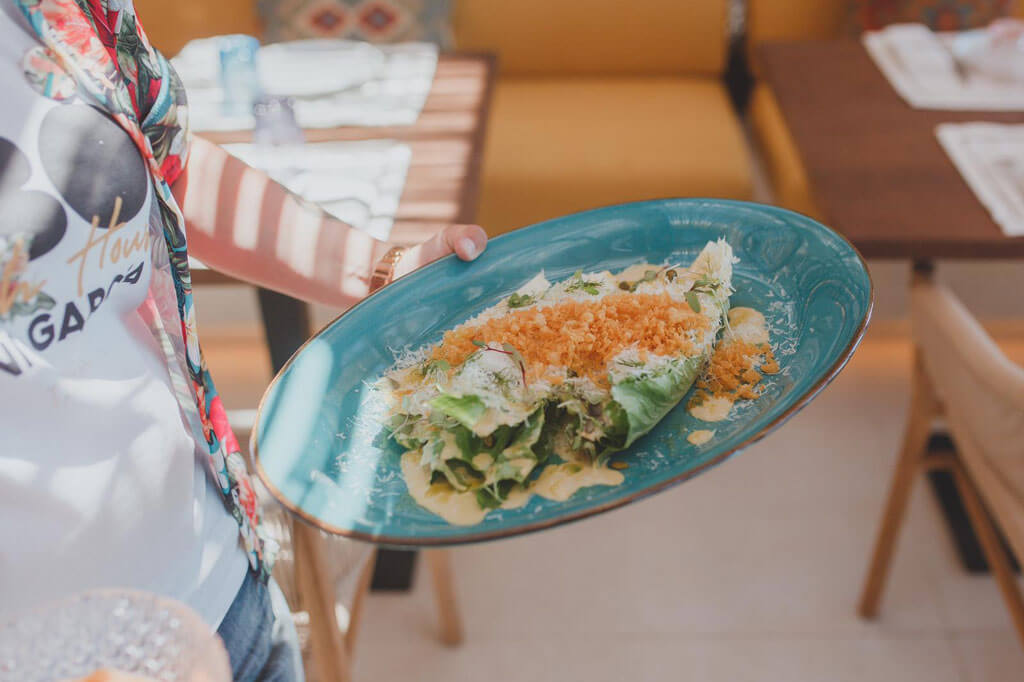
[0,101,154,373]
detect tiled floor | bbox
[204,325,1024,682]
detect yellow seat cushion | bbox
[135,0,263,55]
[477,78,754,235]
[748,83,823,221]
[454,0,728,77]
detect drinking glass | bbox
[218,34,262,117]
[0,589,231,682]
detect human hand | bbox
[393,223,488,279]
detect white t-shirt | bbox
[0,3,248,627]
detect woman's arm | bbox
[173,135,486,308]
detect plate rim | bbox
[250,198,875,546]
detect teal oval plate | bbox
[253,199,873,546]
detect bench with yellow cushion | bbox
[455,0,754,235]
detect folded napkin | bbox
[223,140,413,242]
[173,38,439,131]
[936,123,1024,236]
[864,24,1024,111]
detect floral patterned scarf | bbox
[15,0,275,581]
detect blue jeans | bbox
[217,572,304,682]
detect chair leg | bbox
[951,461,1024,648]
[424,549,464,646]
[858,350,939,619]
[292,522,352,682]
[344,548,377,656]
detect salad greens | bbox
[385,240,736,511]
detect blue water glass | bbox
[218,34,262,117]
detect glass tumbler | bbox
[218,34,262,118]
[0,589,231,682]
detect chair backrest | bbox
[453,0,729,77]
[912,280,1024,560]
[134,0,263,56]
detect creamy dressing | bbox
[688,395,734,422]
[401,450,624,524]
[401,451,490,525]
[687,429,715,445]
[728,307,770,345]
[531,462,624,501]
[501,485,532,509]
[471,453,494,471]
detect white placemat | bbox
[173,38,438,132]
[863,24,1024,111]
[223,140,413,242]
[936,122,1024,236]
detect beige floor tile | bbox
[952,634,1024,682]
[934,568,1024,632]
[354,631,964,682]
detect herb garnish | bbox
[507,292,535,308]
[684,276,723,313]
[565,270,603,295]
[618,264,679,292]
[471,340,529,387]
[420,358,450,377]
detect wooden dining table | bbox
[192,51,496,682]
[759,40,1024,260]
[759,40,1023,572]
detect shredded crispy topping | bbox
[693,339,779,402]
[433,292,710,385]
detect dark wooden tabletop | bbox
[760,40,1024,260]
[192,52,496,284]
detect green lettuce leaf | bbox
[610,355,703,448]
[499,408,545,461]
[477,408,546,503]
[428,393,487,430]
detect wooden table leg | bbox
[344,549,377,656]
[424,550,464,646]
[292,521,351,682]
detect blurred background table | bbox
[759,39,1024,572]
[192,52,496,591]
[759,40,1024,259]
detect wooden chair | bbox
[259,488,464,682]
[859,267,1024,647]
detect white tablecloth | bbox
[936,122,1024,236]
[223,140,413,242]
[173,38,438,132]
[864,24,1024,111]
